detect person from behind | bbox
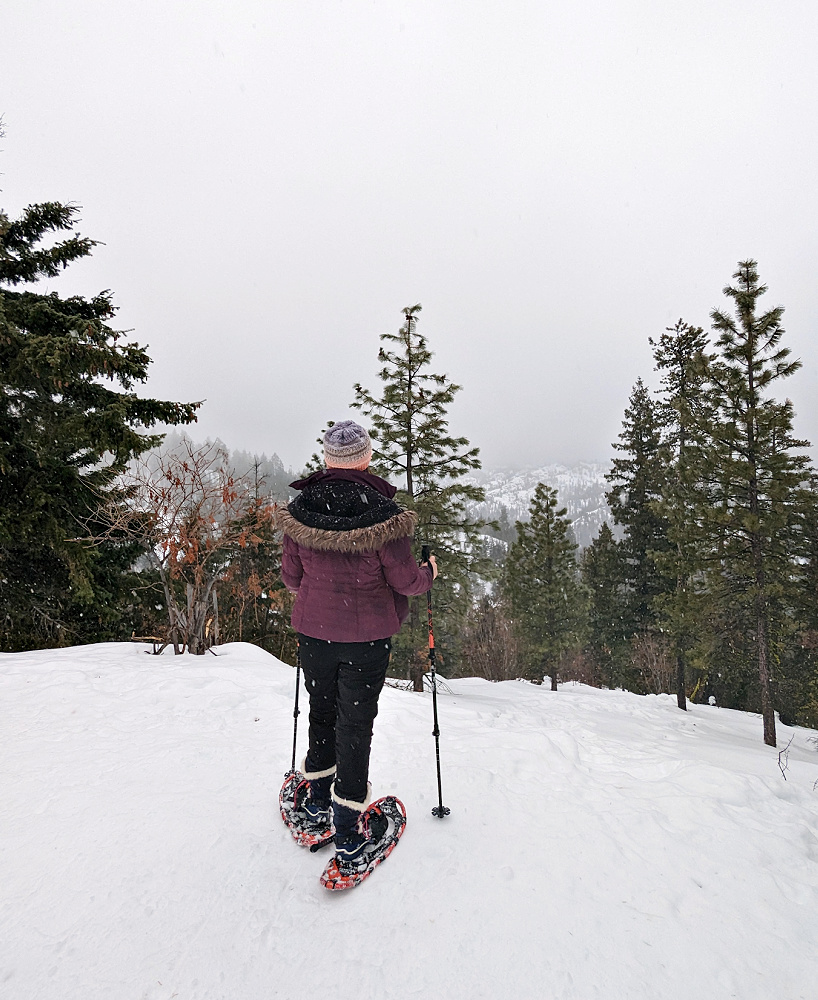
[277,420,437,877]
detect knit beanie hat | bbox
[323,420,372,469]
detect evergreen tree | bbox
[702,260,811,746]
[0,201,199,650]
[605,378,673,638]
[501,483,585,689]
[649,319,712,710]
[781,475,818,728]
[352,305,490,684]
[581,522,629,688]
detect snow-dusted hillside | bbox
[468,463,611,547]
[2,642,817,1000]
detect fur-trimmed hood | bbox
[275,505,417,553]
[276,469,416,553]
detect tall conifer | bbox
[502,483,585,688]
[649,319,712,710]
[784,476,818,728]
[703,260,811,746]
[0,201,199,649]
[352,305,489,682]
[581,522,629,688]
[605,378,673,637]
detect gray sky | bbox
[3,0,817,470]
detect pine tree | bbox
[649,319,712,710]
[0,201,199,650]
[605,378,673,639]
[352,304,489,684]
[581,522,629,689]
[702,260,812,746]
[501,483,585,689]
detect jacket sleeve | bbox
[281,534,303,592]
[379,536,434,596]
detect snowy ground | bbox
[2,642,817,1000]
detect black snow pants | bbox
[298,634,391,804]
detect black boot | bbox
[294,759,335,827]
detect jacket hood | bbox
[275,506,417,553]
[289,468,397,499]
[280,470,411,552]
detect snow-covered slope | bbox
[468,463,611,547]
[2,642,817,1000]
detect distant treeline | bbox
[158,430,296,501]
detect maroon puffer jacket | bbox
[277,469,433,643]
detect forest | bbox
[2,196,816,749]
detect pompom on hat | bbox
[323,420,372,470]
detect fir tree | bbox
[501,483,585,689]
[352,305,489,684]
[702,260,811,746]
[782,475,818,728]
[0,201,199,650]
[605,378,673,638]
[581,522,629,689]
[649,319,712,710]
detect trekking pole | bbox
[288,640,301,776]
[421,545,450,819]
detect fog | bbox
[3,1,816,469]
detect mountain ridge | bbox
[467,462,612,548]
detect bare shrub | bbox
[632,632,675,694]
[558,648,603,687]
[97,439,274,654]
[460,595,520,681]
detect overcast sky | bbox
[3,1,817,471]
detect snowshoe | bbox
[279,770,333,848]
[320,795,406,891]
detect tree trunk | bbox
[157,564,181,654]
[189,578,217,655]
[750,489,776,745]
[747,409,776,746]
[676,421,689,711]
[675,571,687,709]
[674,527,688,708]
[755,590,776,747]
[186,583,194,651]
[411,647,425,693]
[675,648,687,711]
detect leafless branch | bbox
[778,735,795,780]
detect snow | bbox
[2,642,817,1000]
[467,463,611,546]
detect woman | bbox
[278,420,437,873]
